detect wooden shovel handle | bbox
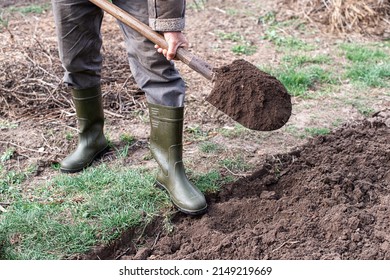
[89,0,214,80]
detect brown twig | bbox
[0,140,64,156]
[272,241,300,252]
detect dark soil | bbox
[117,110,390,260]
[206,59,292,131]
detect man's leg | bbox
[52,0,108,172]
[113,0,185,107]
[114,0,207,215]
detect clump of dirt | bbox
[206,59,292,131]
[118,110,390,260]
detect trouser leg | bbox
[113,0,186,107]
[51,0,104,89]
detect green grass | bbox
[191,170,229,193]
[0,164,168,259]
[113,133,137,158]
[344,99,376,117]
[1,148,15,162]
[185,125,209,141]
[262,29,315,51]
[269,64,337,97]
[285,125,331,139]
[8,3,51,15]
[259,10,313,51]
[231,44,257,55]
[1,3,51,30]
[217,31,258,55]
[219,157,251,173]
[261,52,337,98]
[304,127,331,137]
[217,31,244,42]
[260,23,389,98]
[0,120,18,130]
[218,124,249,138]
[199,141,222,153]
[339,43,390,88]
[339,43,388,63]
[345,62,390,88]
[0,162,224,259]
[281,54,332,67]
[0,163,35,203]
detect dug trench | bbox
[81,110,390,260]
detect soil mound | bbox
[120,110,390,260]
[206,59,292,131]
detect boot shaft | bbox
[149,103,184,146]
[60,85,108,173]
[148,103,184,176]
[71,86,105,133]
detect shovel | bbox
[89,0,292,131]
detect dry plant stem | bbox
[0,204,7,213]
[0,140,65,156]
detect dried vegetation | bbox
[283,0,390,37]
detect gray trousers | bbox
[51,0,185,107]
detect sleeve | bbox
[148,0,186,32]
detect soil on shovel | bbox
[115,110,390,260]
[206,59,292,131]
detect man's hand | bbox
[154,31,189,61]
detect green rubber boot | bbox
[148,103,207,215]
[60,86,108,173]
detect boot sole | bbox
[60,145,110,174]
[155,181,208,216]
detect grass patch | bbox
[0,164,170,259]
[219,157,251,174]
[8,3,51,15]
[339,43,390,88]
[345,99,375,117]
[190,170,229,193]
[304,127,331,137]
[262,29,315,51]
[217,31,244,42]
[269,64,336,97]
[0,120,18,130]
[345,62,390,88]
[0,162,224,259]
[1,2,51,30]
[185,125,209,142]
[199,141,222,154]
[231,44,257,55]
[114,133,137,158]
[1,148,15,162]
[339,43,388,63]
[281,54,332,67]
[218,124,249,138]
[259,10,313,51]
[217,31,258,55]
[285,125,331,139]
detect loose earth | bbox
[206,59,292,131]
[117,110,390,260]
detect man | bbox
[51,0,207,215]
